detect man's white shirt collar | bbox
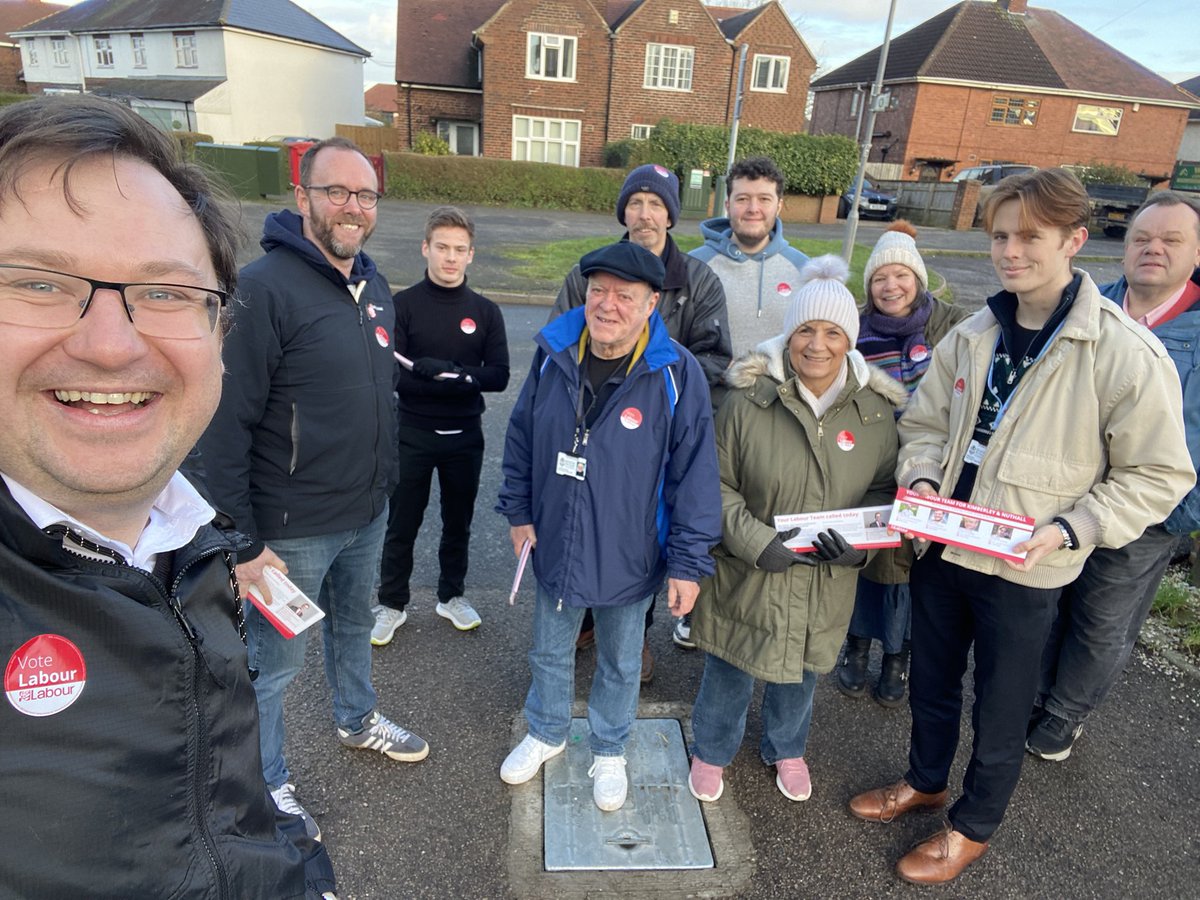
[2,471,216,572]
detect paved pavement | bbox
[232,200,1193,899]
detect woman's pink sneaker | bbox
[775,757,811,801]
[688,757,724,802]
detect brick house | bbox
[810,0,1199,184]
[396,0,814,167]
[365,82,399,127]
[0,0,65,92]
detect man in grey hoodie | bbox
[691,156,811,356]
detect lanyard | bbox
[983,317,1068,434]
[572,345,632,452]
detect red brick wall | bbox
[0,46,24,93]
[477,0,610,166]
[397,86,482,148]
[734,4,814,135]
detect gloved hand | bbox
[756,527,815,572]
[411,357,462,380]
[811,529,867,567]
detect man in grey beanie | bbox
[550,163,733,671]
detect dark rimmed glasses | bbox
[0,264,228,339]
[302,184,382,209]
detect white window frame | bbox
[131,33,146,69]
[51,36,68,66]
[751,54,789,92]
[630,124,653,140]
[1072,104,1123,136]
[644,43,694,92]
[24,39,38,68]
[93,35,114,68]
[437,120,480,157]
[512,115,581,167]
[526,32,576,82]
[174,32,198,68]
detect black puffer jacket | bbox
[0,484,330,898]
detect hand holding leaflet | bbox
[509,539,532,605]
[394,351,461,380]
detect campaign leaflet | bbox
[889,487,1034,563]
[773,505,901,553]
[245,565,325,639]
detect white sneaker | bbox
[436,597,481,631]
[370,605,407,646]
[589,755,628,811]
[270,782,321,842]
[500,733,565,784]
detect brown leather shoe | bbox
[640,640,654,684]
[896,826,988,884]
[849,779,948,823]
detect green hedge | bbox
[610,120,859,196]
[384,152,626,211]
[0,92,33,109]
[1073,161,1143,187]
[169,131,214,160]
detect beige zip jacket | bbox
[898,270,1194,589]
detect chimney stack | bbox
[1000,0,1029,14]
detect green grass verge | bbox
[500,235,953,304]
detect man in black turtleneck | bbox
[372,207,509,645]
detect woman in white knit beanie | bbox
[685,255,907,806]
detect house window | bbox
[93,35,114,68]
[1073,104,1123,136]
[512,115,580,167]
[989,96,1039,126]
[751,55,789,92]
[24,39,38,68]
[527,33,576,81]
[51,36,68,66]
[174,32,198,68]
[131,34,146,68]
[631,124,653,140]
[437,120,480,156]
[644,43,694,91]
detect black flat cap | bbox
[579,241,665,291]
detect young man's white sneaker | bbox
[589,755,628,811]
[500,734,565,784]
[370,605,407,646]
[270,782,321,842]
[436,597,481,631]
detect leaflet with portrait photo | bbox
[889,487,1034,563]
[773,505,902,553]
[244,565,325,639]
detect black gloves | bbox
[756,527,804,573]
[411,357,462,380]
[811,529,867,568]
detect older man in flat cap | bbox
[497,242,721,812]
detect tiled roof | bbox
[364,82,398,113]
[1180,76,1200,121]
[601,0,642,30]
[88,75,225,102]
[813,1,1185,105]
[396,0,504,88]
[707,5,765,40]
[11,0,366,56]
[0,0,65,44]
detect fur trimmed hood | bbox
[725,334,909,410]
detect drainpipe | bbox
[70,32,87,92]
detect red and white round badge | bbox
[460,318,477,335]
[620,407,643,430]
[836,430,856,451]
[909,344,929,362]
[374,326,390,348]
[776,282,792,297]
[5,634,87,717]
[953,377,966,396]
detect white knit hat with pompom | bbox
[783,254,860,345]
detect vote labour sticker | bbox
[375,326,390,348]
[836,430,856,451]
[954,377,966,396]
[620,407,643,430]
[909,344,929,363]
[776,282,792,297]
[6,634,86,717]
[460,317,477,335]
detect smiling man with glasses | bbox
[198,137,428,843]
[0,95,336,898]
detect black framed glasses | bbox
[0,264,228,339]
[303,184,382,209]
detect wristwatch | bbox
[1054,521,1074,550]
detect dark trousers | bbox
[378,424,484,610]
[905,548,1060,843]
[1038,524,1178,723]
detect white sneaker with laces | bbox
[337,710,429,761]
[270,782,321,842]
[370,605,407,646]
[589,755,628,811]
[500,733,565,784]
[436,597,481,631]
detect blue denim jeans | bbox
[523,584,653,757]
[691,653,818,767]
[848,577,911,654]
[1038,524,1178,723]
[246,510,388,789]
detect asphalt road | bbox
[231,200,1190,899]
